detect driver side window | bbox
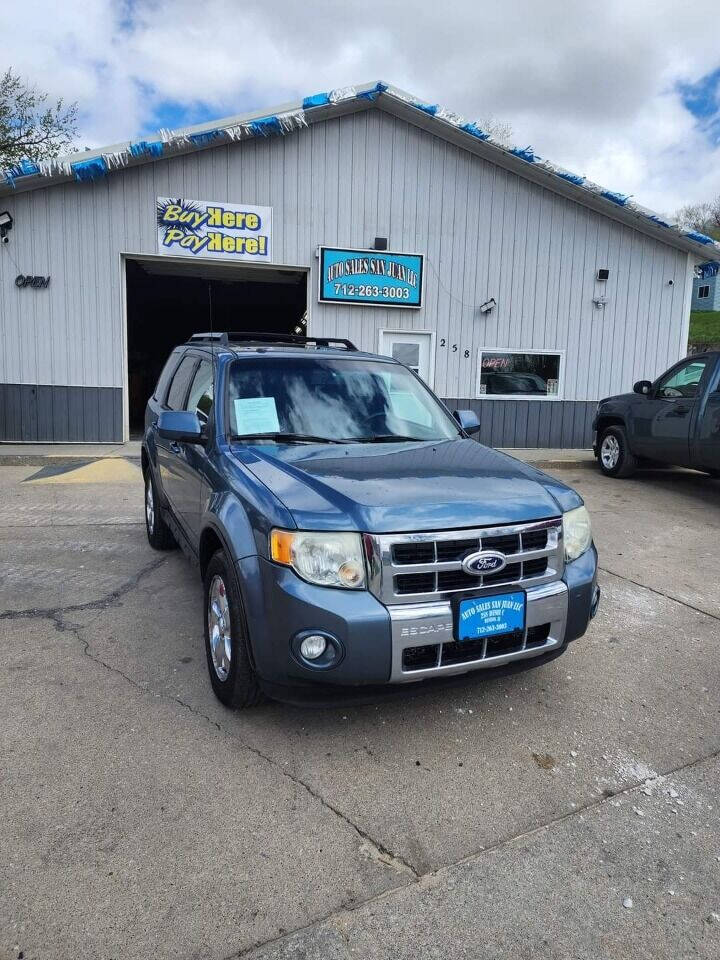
[657,360,707,399]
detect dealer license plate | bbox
[457,591,526,641]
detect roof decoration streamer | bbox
[554,169,586,186]
[188,128,223,146]
[0,80,718,253]
[329,86,357,103]
[71,155,109,181]
[510,146,539,164]
[3,159,41,186]
[460,122,490,141]
[412,101,439,116]
[356,81,388,102]
[684,230,716,245]
[129,140,165,158]
[303,92,331,109]
[697,261,719,279]
[601,190,631,206]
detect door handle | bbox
[668,405,689,417]
[169,440,182,454]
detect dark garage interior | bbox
[125,258,307,435]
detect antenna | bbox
[208,280,216,420]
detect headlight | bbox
[562,506,592,561]
[270,529,366,589]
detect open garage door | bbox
[125,257,307,437]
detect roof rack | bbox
[189,332,229,345]
[187,331,358,351]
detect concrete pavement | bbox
[0,461,719,959]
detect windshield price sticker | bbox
[458,591,526,640]
[319,247,423,308]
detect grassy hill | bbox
[689,310,720,347]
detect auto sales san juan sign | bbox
[156,197,272,261]
[319,247,424,308]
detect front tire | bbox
[144,470,177,550]
[204,550,263,709]
[598,426,637,478]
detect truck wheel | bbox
[144,470,177,550]
[204,550,263,709]
[598,426,636,478]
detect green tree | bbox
[0,68,78,168]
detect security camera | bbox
[668,279,674,285]
[0,210,12,242]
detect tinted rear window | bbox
[153,351,181,403]
[166,355,198,410]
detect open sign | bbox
[15,274,50,289]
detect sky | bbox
[4,0,720,217]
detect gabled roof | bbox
[2,80,718,258]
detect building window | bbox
[698,285,710,299]
[477,350,564,399]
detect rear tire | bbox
[204,550,263,709]
[144,470,177,550]
[598,426,636,478]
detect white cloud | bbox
[2,0,720,212]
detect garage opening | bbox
[125,257,307,437]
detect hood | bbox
[230,438,582,533]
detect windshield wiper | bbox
[351,434,435,443]
[231,432,345,444]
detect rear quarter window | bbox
[166,355,199,410]
[153,351,182,404]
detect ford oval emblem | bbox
[461,550,507,576]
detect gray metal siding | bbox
[442,399,597,448]
[0,105,693,444]
[0,383,122,442]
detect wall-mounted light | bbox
[479,298,496,314]
[596,268,609,281]
[373,237,388,251]
[0,211,13,244]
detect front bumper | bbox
[239,545,598,690]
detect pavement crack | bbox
[227,745,720,958]
[0,556,167,622]
[599,565,720,622]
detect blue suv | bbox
[142,333,599,707]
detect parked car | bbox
[142,332,599,707]
[593,351,720,478]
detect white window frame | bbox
[475,348,566,401]
[378,328,437,389]
[698,284,710,299]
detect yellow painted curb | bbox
[28,458,142,485]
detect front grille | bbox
[482,533,520,554]
[402,644,440,671]
[408,623,553,671]
[368,519,563,604]
[393,542,435,565]
[436,538,479,562]
[395,573,435,595]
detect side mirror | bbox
[157,410,205,444]
[453,409,481,435]
[633,380,652,395]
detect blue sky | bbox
[3,0,720,213]
[679,67,720,145]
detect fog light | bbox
[299,634,327,660]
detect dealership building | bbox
[1,80,718,446]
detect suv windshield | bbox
[227,356,461,442]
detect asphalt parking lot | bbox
[1,456,719,960]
